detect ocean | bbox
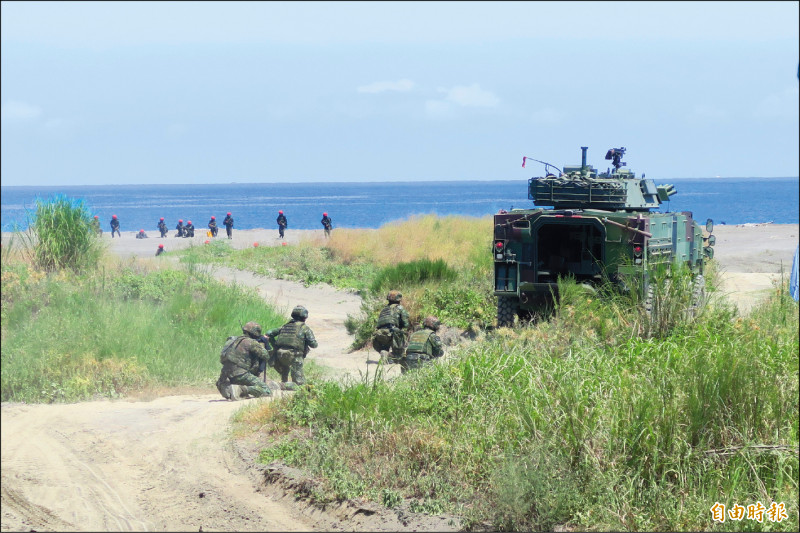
[1,178,798,233]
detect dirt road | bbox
[1,224,796,531]
[1,393,316,532]
[0,257,393,531]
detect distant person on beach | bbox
[175,219,184,237]
[184,220,195,237]
[110,215,121,238]
[90,215,102,235]
[321,212,332,237]
[264,305,317,391]
[208,216,218,237]
[277,211,287,239]
[401,316,444,374]
[158,217,168,237]
[372,290,410,364]
[156,244,166,256]
[223,212,234,239]
[215,321,272,401]
[136,229,148,239]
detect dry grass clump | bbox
[308,214,492,267]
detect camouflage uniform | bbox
[157,219,168,237]
[265,306,317,390]
[401,317,444,374]
[208,217,218,237]
[175,220,185,237]
[184,222,195,237]
[215,323,272,400]
[373,291,410,363]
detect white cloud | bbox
[424,83,500,118]
[1,100,43,121]
[424,99,455,119]
[357,79,415,94]
[443,83,499,107]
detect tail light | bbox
[495,241,504,259]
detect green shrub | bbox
[16,195,104,273]
[370,259,457,294]
[0,260,287,402]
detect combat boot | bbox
[228,384,242,401]
[281,382,298,391]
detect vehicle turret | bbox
[527,147,677,211]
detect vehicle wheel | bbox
[497,296,518,328]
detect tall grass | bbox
[178,214,493,290]
[1,258,288,402]
[14,195,104,273]
[320,214,493,268]
[369,258,457,294]
[250,278,799,531]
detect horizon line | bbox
[2,176,798,188]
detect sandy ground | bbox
[1,222,797,532]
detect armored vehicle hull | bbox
[494,147,714,326]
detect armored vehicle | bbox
[493,146,715,326]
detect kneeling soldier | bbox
[401,316,444,374]
[216,321,272,400]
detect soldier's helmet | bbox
[242,321,262,337]
[291,305,309,321]
[211,216,215,219]
[387,290,402,303]
[423,316,441,331]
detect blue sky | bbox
[1,1,798,186]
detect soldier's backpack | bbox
[220,336,243,365]
[275,348,297,366]
[373,328,393,352]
